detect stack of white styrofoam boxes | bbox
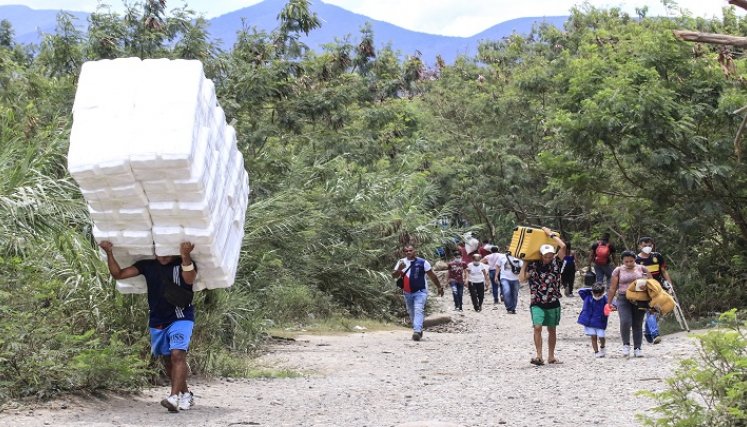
[67,58,249,293]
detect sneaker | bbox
[653,336,662,345]
[594,351,605,358]
[161,394,179,412]
[178,391,194,410]
[622,345,631,357]
[412,331,422,341]
[599,347,606,358]
[634,348,643,358]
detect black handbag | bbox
[395,263,413,289]
[161,267,194,307]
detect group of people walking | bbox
[392,228,676,365]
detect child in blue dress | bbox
[577,282,609,358]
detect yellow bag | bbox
[625,278,652,302]
[646,279,675,315]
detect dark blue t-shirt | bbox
[134,259,195,328]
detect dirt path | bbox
[1,286,697,426]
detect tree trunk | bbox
[673,30,747,47]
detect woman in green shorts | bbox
[519,227,567,366]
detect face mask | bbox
[642,246,653,254]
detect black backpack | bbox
[505,253,522,274]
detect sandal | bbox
[548,359,563,364]
[530,357,544,366]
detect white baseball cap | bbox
[539,244,556,255]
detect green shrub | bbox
[638,309,747,426]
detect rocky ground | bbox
[1,284,697,427]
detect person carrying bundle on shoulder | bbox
[606,250,653,358]
[519,227,566,366]
[99,240,198,413]
[636,237,674,345]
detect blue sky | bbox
[0,0,736,37]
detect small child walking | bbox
[577,282,609,358]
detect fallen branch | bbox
[673,30,747,47]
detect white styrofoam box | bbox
[211,107,226,141]
[183,220,219,246]
[123,245,156,256]
[116,279,147,294]
[74,172,136,193]
[136,59,204,110]
[225,152,244,208]
[89,207,151,230]
[86,183,147,205]
[92,227,153,247]
[153,226,186,256]
[72,58,142,114]
[139,128,211,195]
[118,230,154,247]
[86,197,147,212]
[190,254,222,270]
[69,117,134,187]
[152,226,184,244]
[149,199,217,228]
[69,58,250,293]
[201,78,217,108]
[192,217,231,257]
[129,126,199,175]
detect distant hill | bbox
[0,1,567,62]
[0,5,88,45]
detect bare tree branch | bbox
[733,110,747,162]
[673,30,747,47]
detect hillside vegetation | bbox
[0,0,746,402]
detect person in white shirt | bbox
[466,254,490,312]
[482,246,503,305]
[392,245,444,341]
[497,251,524,314]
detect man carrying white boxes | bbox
[68,57,250,412]
[100,240,197,412]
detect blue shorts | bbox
[150,320,194,356]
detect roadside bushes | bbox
[639,309,747,426]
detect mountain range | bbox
[0,0,567,62]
